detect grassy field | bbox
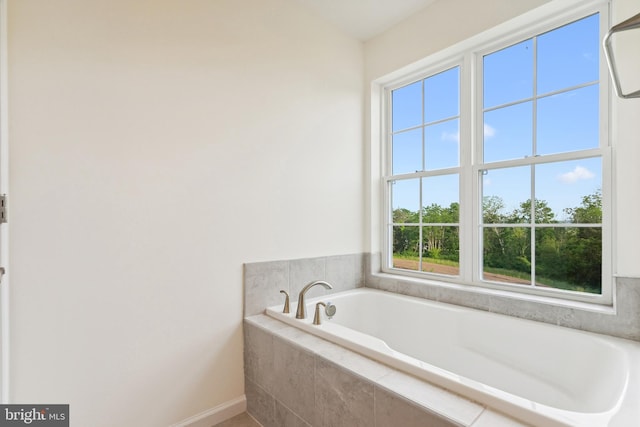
[392,254,596,292]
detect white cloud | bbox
[558,166,595,184]
[441,124,495,143]
[441,131,459,143]
[484,123,496,138]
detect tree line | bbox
[393,190,602,293]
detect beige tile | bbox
[374,387,457,427]
[244,321,275,393]
[312,338,393,383]
[326,254,364,292]
[274,400,311,427]
[377,371,483,426]
[272,336,316,424]
[244,261,289,317]
[471,409,532,427]
[289,257,327,299]
[314,358,374,427]
[245,379,274,427]
[245,314,290,332]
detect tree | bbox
[562,190,602,292]
[392,208,419,256]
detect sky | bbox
[390,13,601,223]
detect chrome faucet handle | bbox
[279,290,290,314]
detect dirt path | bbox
[393,258,530,285]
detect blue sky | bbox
[390,13,601,223]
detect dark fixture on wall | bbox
[604,11,640,99]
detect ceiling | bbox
[293,0,438,41]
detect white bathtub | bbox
[266,288,640,427]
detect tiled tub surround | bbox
[243,254,365,317]
[245,314,527,427]
[243,253,640,426]
[244,253,640,341]
[265,289,640,427]
[365,254,640,342]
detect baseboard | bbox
[170,395,246,427]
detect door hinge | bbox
[0,194,6,223]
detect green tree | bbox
[392,208,419,256]
[563,190,602,292]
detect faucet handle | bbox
[313,302,337,325]
[279,290,290,314]
[313,302,326,325]
[325,302,336,319]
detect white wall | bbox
[364,0,551,82]
[610,0,640,277]
[364,0,640,278]
[7,0,363,425]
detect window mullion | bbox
[419,79,425,272]
[531,35,538,288]
[461,52,475,283]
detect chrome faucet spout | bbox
[295,280,333,319]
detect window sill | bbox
[368,270,616,317]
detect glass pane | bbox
[537,85,599,155]
[392,225,420,270]
[425,67,459,123]
[536,158,602,223]
[392,128,422,174]
[392,81,422,132]
[391,179,420,223]
[537,14,599,94]
[422,174,459,222]
[482,227,531,285]
[421,226,459,275]
[425,119,459,170]
[482,166,531,223]
[483,102,533,163]
[535,227,601,294]
[483,39,533,109]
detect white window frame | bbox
[378,0,612,305]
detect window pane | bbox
[537,85,599,155]
[483,40,533,108]
[392,225,420,270]
[482,227,531,285]
[425,119,459,170]
[392,179,420,222]
[392,81,422,132]
[537,14,599,94]
[482,166,531,224]
[425,67,459,123]
[422,226,459,275]
[536,158,602,223]
[422,174,459,222]
[483,102,533,163]
[535,227,601,294]
[392,128,422,174]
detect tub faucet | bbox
[295,280,333,319]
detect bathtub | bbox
[266,288,640,427]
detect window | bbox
[383,4,610,303]
[389,67,461,276]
